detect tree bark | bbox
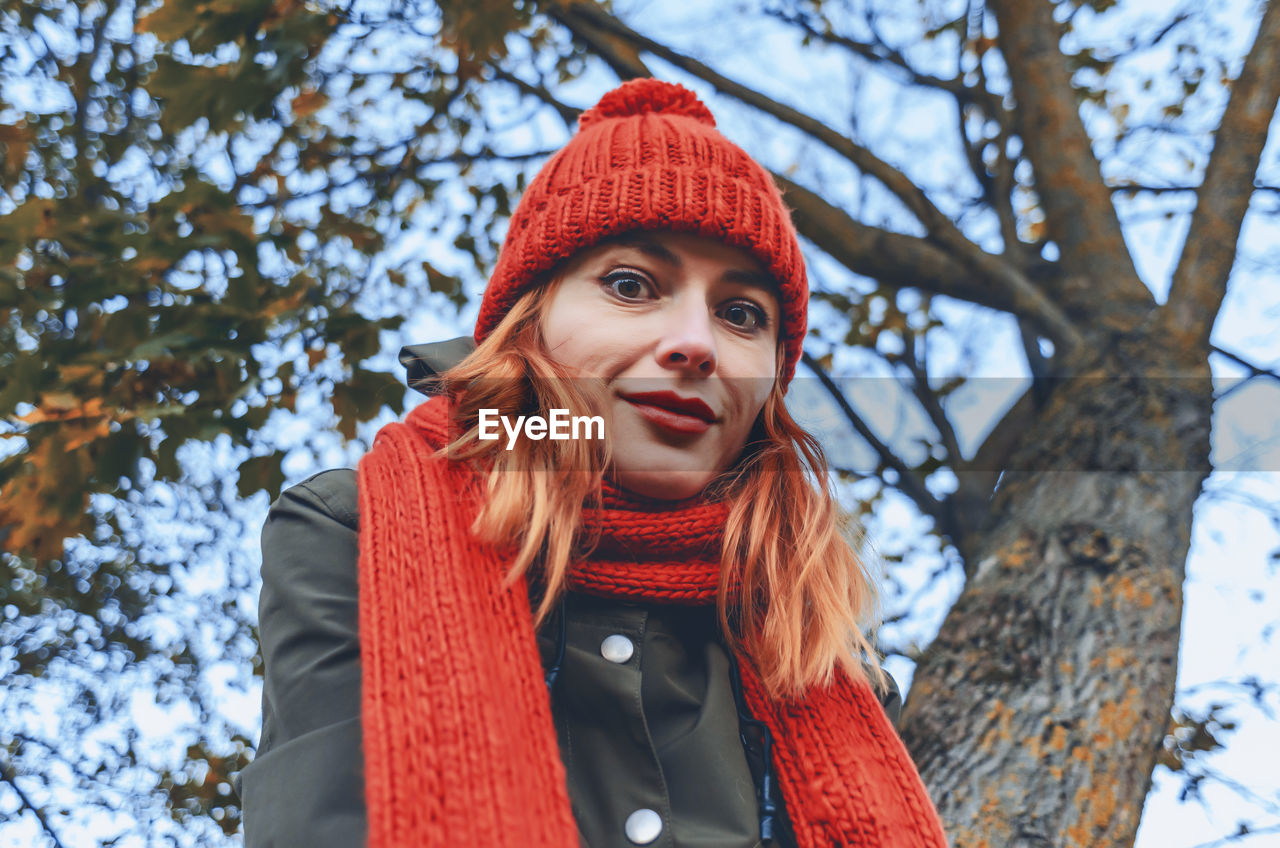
[987,0,1146,300]
[900,333,1213,847]
[1162,0,1280,350]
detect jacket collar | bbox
[399,335,477,396]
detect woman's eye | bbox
[722,302,767,331]
[602,272,652,300]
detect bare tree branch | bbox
[1110,182,1280,196]
[800,351,949,535]
[1163,0,1280,350]
[956,9,1028,261]
[487,65,581,127]
[957,100,1024,257]
[1212,343,1280,384]
[1187,822,1280,848]
[236,146,559,211]
[1211,342,1280,401]
[776,174,1087,353]
[943,384,1045,574]
[769,9,1007,121]
[1,754,69,848]
[545,3,652,81]
[779,174,998,305]
[806,336,999,568]
[898,325,965,465]
[987,0,1148,300]
[892,323,1004,566]
[552,1,1084,355]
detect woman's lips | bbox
[622,398,712,434]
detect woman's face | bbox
[540,231,781,500]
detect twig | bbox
[0,754,69,848]
[1210,344,1280,401]
[1187,822,1280,848]
[487,65,581,128]
[1110,182,1280,196]
[800,350,946,530]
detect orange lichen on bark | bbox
[1026,717,1051,760]
[1113,573,1155,608]
[1067,775,1121,845]
[980,784,1003,819]
[1090,572,1164,614]
[980,699,1016,749]
[975,783,1014,845]
[948,825,993,848]
[1094,686,1144,745]
[908,677,936,700]
[1090,693,1145,775]
[1004,535,1037,568]
[1089,582,1105,608]
[1051,686,1150,843]
[1105,647,1130,671]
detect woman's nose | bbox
[654,302,717,375]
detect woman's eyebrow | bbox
[720,268,780,296]
[605,236,779,292]
[605,233,682,266]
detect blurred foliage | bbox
[1158,705,1237,774]
[0,0,522,842]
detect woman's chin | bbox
[610,467,713,502]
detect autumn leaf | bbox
[0,122,31,182]
[17,394,106,425]
[291,88,327,119]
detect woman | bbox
[235,79,948,848]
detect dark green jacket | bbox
[233,338,902,848]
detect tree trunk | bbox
[900,333,1213,847]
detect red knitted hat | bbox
[474,78,809,388]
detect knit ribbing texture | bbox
[356,394,950,847]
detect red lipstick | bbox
[620,391,716,435]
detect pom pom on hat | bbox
[578,78,716,130]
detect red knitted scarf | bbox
[356,394,949,847]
